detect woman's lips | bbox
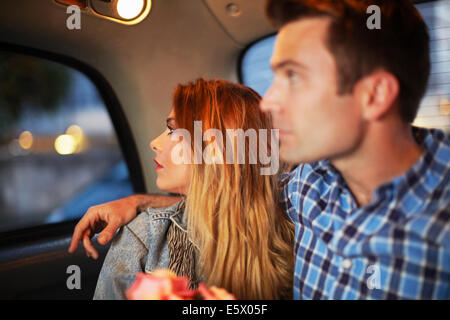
[154,159,163,170]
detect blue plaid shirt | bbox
[280,128,450,299]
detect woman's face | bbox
[150,109,191,195]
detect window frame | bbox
[237,32,277,88]
[0,42,145,243]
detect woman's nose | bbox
[150,138,160,153]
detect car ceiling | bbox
[0,0,436,193]
[0,0,274,193]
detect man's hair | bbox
[266,0,430,123]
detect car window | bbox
[0,50,134,233]
[241,0,450,134]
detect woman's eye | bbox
[167,127,175,135]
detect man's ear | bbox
[354,70,400,121]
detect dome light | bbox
[117,0,144,20]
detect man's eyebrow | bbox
[271,60,308,71]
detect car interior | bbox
[0,0,448,299]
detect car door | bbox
[0,43,145,299]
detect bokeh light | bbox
[55,134,77,155]
[18,131,33,150]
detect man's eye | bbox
[286,70,299,83]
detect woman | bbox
[94,79,294,300]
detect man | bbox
[69,0,449,299]
[259,0,449,299]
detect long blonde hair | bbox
[173,78,294,299]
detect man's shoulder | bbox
[405,182,450,249]
[405,128,450,246]
[424,128,449,167]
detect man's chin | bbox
[279,146,319,165]
[279,146,303,164]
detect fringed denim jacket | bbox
[93,199,199,299]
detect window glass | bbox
[0,50,134,233]
[241,0,450,134]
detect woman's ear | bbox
[354,70,400,121]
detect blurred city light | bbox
[66,124,87,152]
[55,134,77,155]
[18,131,33,150]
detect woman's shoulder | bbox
[123,199,185,245]
[143,199,185,218]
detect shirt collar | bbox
[281,127,449,204]
[373,127,449,201]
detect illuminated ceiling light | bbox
[53,0,151,26]
[18,131,34,150]
[116,0,144,20]
[55,134,77,155]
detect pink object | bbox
[126,269,197,300]
[126,268,236,300]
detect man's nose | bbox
[260,84,282,114]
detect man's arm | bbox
[68,194,182,259]
[134,194,182,212]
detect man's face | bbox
[260,17,364,164]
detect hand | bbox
[68,194,182,259]
[67,195,140,259]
